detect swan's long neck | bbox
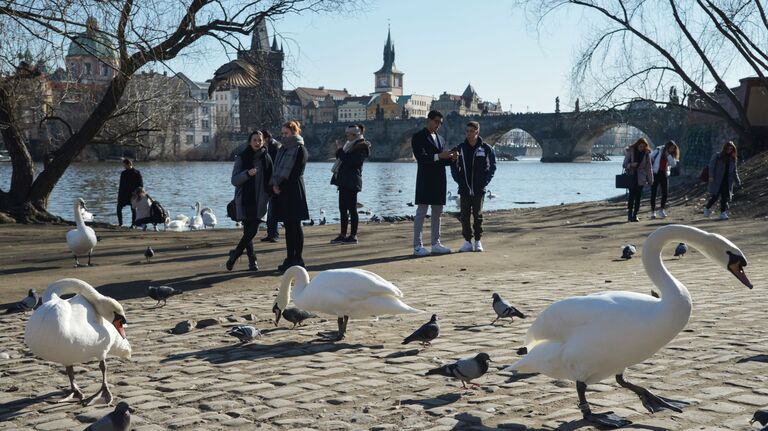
[195,202,201,217]
[73,201,85,230]
[43,278,119,320]
[276,266,309,309]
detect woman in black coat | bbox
[270,120,309,272]
[227,131,273,271]
[330,125,370,245]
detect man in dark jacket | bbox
[450,121,496,252]
[411,110,457,256]
[117,158,143,227]
[260,130,282,242]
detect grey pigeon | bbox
[491,293,526,324]
[751,409,768,426]
[621,244,637,260]
[84,401,132,431]
[674,242,688,257]
[226,325,261,343]
[5,289,39,314]
[147,285,183,307]
[426,352,492,389]
[144,246,155,263]
[281,307,318,328]
[402,314,440,346]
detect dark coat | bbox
[333,139,371,192]
[231,146,272,222]
[707,153,741,196]
[267,138,281,163]
[450,137,497,196]
[272,144,310,222]
[412,127,451,205]
[118,168,143,205]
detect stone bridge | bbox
[301,106,687,162]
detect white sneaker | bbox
[650,211,657,220]
[459,241,474,253]
[703,208,711,218]
[719,211,729,220]
[474,240,484,252]
[659,209,668,218]
[413,246,430,257]
[431,243,451,255]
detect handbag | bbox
[615,171,634,189]
[226,199,237,222]
[670,166,681,177]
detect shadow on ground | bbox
[160,340,381,364]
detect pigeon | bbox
[426,352,492,389]
[4,289,39,314]
[84,401,132,431]
[402,314,440,346]
[281,307,318,328]
[491,293,526,324]
[319,217,327,225]
[144,246,155,263]
[207,59,259,96]
[147,285,183,307]
[674,242,688,257]
[751,409,768,427]
[226,325,261,343]
[621,244,637,260]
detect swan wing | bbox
[310,268,404,299]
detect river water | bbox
[0,158,623,228]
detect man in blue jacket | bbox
[450,121,496,252]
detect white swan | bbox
[509,225,752,428]
[67,198,97,267]
[165,213,187,231]
[487,190,497,199]
[447,191,458,201]
[79,207,94,223]
[24,278,131,405]
[273,266,422,341]
[201,206,217,229]
[188,202,203,230]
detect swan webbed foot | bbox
[583,411,632,429]
[637,390,688,414]
[56,387,84,403]
[83,383,113,406]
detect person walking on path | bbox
[622,138,653,222]
[450,121,496,252]
[117,158,143,227]
[271,120,309,272]
[259,129,282,243]
[330,125,371,245]
[226,131,273,271]
[411,110,458,256]
[649,140,680,219]
[704,141,741,220]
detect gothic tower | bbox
[237,18,284,131]
[373,28,403,96]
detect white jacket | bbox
[650,148,677,176]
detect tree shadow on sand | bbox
[0,391,61,421]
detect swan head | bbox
[94,297,128,339]
[75,198,87,210]
[699,232,752,289]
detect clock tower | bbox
[373,28,403,96]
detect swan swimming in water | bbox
[486,190,497,199]
[67,198,97,267]
[272,266,422,341]
[24,278,131,405]
[447,191,458,201]
[509,224,752,428]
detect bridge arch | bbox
[573,123,651,158]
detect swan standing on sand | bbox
[165,213,187,231]
[272,266,422,341]
[510,224,752,428]
[189,202,203,230]
[201,207,217,228]
[67,198,97,267]
[24,278,131,405]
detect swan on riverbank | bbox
[66,199,97,267]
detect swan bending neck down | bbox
[272,266,422,341]
[510,224,752,428]
[67,198,97,267]
[24,278,131,405]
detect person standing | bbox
[271,120,309,272]
[649,140,680,219]
[259,129,281,243]
[704,141,741,220]
[226,131,273,271]
[330,125,371,245]
[622,138,653,222]
[117,158,143,227]
[450,121,496,252]
[411,110,457,256]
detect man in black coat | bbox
[411,110,457,256]
[117,158,143,227]
[260,130,282,242]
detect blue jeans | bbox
[266,198,279,239]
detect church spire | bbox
[251,18,270,53]
[271,34,279,51]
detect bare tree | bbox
[516,0,768,154]
[0,0,361,223]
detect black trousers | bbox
[460,193,485,241]
[283,219,304,264]
[650,172,668,211]
[706,179,731,212]
[339,188,359,236]
[627,184,643,216]
[117,203,136,226]
[234,218,259,258]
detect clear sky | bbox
[170,1,588,113]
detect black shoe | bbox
[247,253,258,271]
[630,216,640,222]
[330,235,346,244]
[226,249,237,271]
[342,236,358,245]
[260,236,278,243]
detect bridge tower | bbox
[373,27,403,96]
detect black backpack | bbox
[149,196,169,223]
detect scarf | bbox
[272,135,303,186]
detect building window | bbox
[202,107,210,115]
[186,135,194,145]
[84,63,92,75]
[102,65,110,76]
[185,120,194,128]
[202,135,209,144]
[201,120,210,129]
